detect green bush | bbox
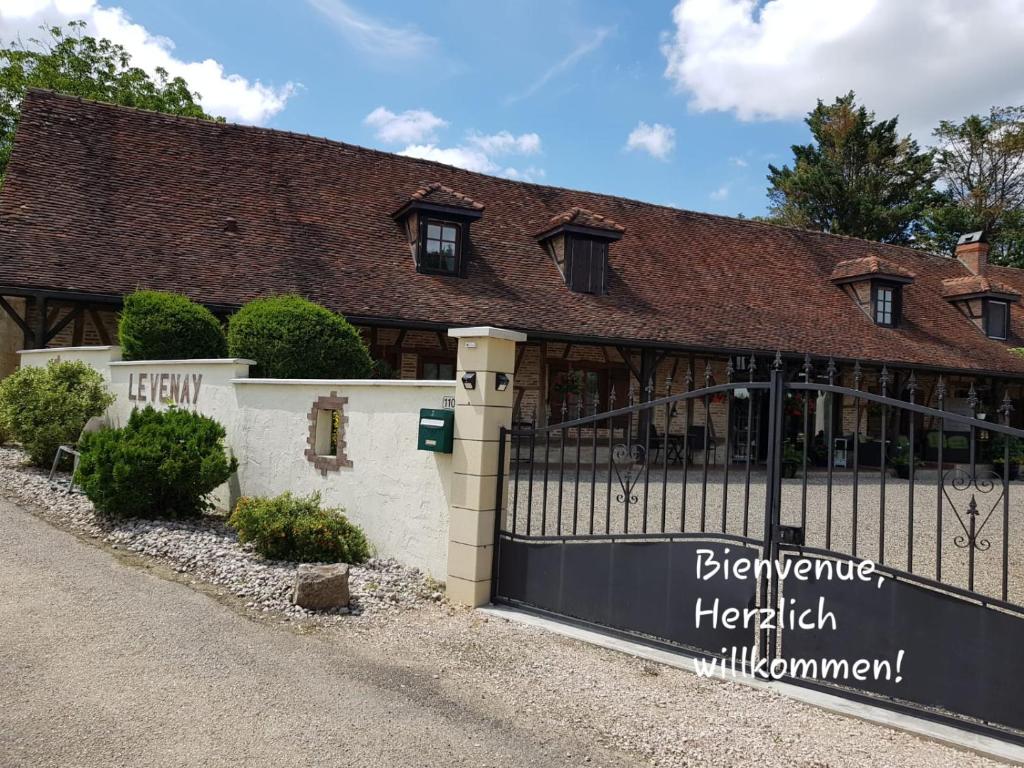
[228,491,371,564]
[0,360,114,466]
[119,290,227,360]
[76,406,237,519]
[226,295,373,379]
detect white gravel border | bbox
[0,447,441,622]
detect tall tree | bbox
[766,92,938,245]
[0,21,219,183]
[922,106,1024,266]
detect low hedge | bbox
[0,360,114,466]
[228,492,370,564]
[119,290,227,360]
[76,406,237,519]
[226,295,373,379]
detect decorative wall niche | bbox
[305,391,352,473]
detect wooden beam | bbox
[45,306,83,345]
[435,331,448,351]
[561,343,573,359]
[71,309,85,346]
[615,346,641,380]
[88,308,111,345]
[0,296,33,342]
[514,343,526,374]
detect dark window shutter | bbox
[569,238,591,292]
[589,241,606,294]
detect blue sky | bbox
[3,1,1024,219]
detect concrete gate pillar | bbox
[446,326,526,606]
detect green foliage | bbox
[228,492,371,564]
[76,406,236,519]
[227,295,373,379]
[119,290,226,361]
[1,21,221,182]
[920,106,1024,265]
[0,360,113,466]
[766,92,938,245]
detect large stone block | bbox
[293,563,350,610]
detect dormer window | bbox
[985,299,1009,340]
[942,275,1019,340]
[831,254,915,328]
[537,207,624,296]
[422,219,460,274]
[393,182,483,277]
[872,282,899,327]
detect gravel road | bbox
[0,489,1011,766]
[0,498,633,768]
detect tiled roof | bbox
[406,182,484,212]
[3,89,1024,376]
[941,275,1021,300]
[538,207,625,238]
[831,254,915,282]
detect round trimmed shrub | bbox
[76,405,237,519]
[229,492,370,564]
[119,290,227,360]
[0,360,114,466]
[226,295,373,379]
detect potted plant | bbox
[991,434,1023,481]
[890,436,920,479]
[781,441,802,479]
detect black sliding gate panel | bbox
[492,354,1024,742]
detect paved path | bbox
[0,499,630,768]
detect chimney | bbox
[956,231,989,275]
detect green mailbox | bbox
[418,408,454,453]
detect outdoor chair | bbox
[48,415,108,494]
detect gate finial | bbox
[704,360,713,387]
[772,351,783,371]
[879,365,891,397]
[968,382,979,413]
[748,354,757,383]
[853,361,863,389]
[725,356,735,383]
[936,375,947,404]
[802,353,813,381]
[907,372,918,403]
[1000,390,1014,420]
[826,357,837,386]
[684,365,694,390]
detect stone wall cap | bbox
[232,378,456,387]
[447,326,528,342]
[110,358,256,366]
[18,345,120,355]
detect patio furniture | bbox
[48,415,108,494]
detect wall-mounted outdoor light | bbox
[495,372,510,392]
[461,371,477,390]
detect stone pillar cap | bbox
[447,326,527,342]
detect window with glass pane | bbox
[874,285,894,326]
[422,360,456,380]
[986,300,1009,339]
[422,220,460,274]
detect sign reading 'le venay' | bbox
[127,372,203,405]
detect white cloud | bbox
[0,0,295,124]
[710,184,730,200]
[467,130,541,156]
[307,0,436,61]
[625,121,676,160]
[661,0,1024,139]
[729,156,748,167]
[364,106,447,144]
[507,26,613,103]
[398,130,544,180]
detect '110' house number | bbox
[441,395,455,409]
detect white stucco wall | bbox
[18,345,122,378]
[15,348,455,579]
[232,380,454,579]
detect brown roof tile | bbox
[831,254,915,283]
[407,182,484,211]
[537,206,625,238]
[2,90,1024,375]
[941,275,1021,300]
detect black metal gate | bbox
[492,354,1024,742]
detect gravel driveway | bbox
[0,479,1011,766]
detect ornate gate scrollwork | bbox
[611,443,647,504]
[942,467,1003,552]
